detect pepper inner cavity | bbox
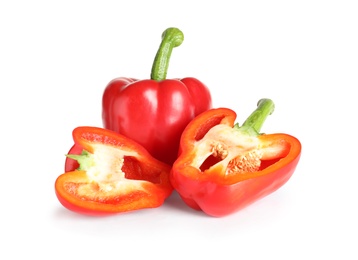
[87,144,140,185]
[195,124,262,175]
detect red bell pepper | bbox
[170,99,302,217]
[55,126,173,216]
[102,27,212,165]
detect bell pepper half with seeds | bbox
[170,99,301,217]
[55,126,173,216]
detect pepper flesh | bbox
[102,28,212,165]
[170,99,301,217]
[55,126,173,216]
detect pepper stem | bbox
[66,150,94,171]
[150,27,184,81]
[234,98,275,136]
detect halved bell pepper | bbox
[55,126,173,216]
[170,99,302,217]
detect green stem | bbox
[234,99,275,136]
[150,27,184,81]
[66,150,94,171]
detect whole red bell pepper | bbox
[170,99,302,217]
[102,27,212,165]
[55,126,173,216]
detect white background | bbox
[1,0,357,259]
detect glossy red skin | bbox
[102,77,212,165]
[170,108,302,217]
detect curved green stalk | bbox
[234,99,275,136]
[150,27,184,81]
